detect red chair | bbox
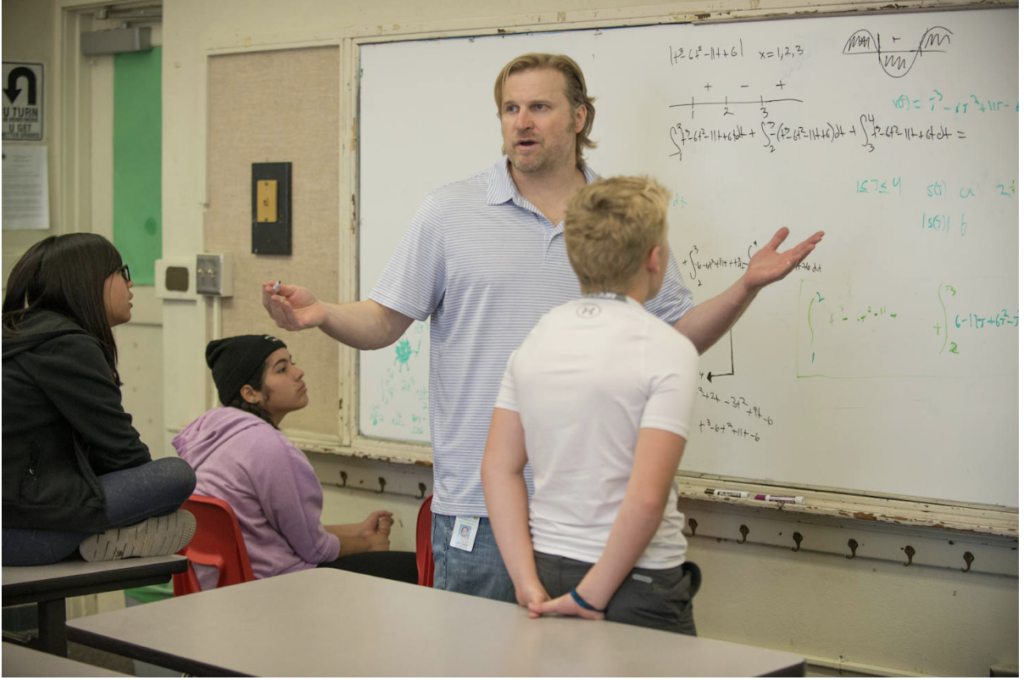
[172,495,255,596]
[416,494,434,587]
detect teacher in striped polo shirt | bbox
[262,53,824,603]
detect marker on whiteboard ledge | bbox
[754,494,805,504]
[704,488,749,499]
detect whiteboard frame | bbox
[199,0,1018,534]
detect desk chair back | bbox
[416,495,434,587]
[172,495,255,596]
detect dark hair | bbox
[226,356,277,428]
[2,234,124,384]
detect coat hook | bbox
[738,524,749,544]
[376,477,386,494]
[961,551,974,573]
[903,545,915,567]
[687,517,698,537]
[792,532,803,552]
[339,471,348,488]
[846,538,858,559]
[417,482,426,500]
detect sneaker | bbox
[79,509,196,562]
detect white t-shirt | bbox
[495,294,699,570]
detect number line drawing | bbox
[670,95,804,109]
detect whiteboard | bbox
[358,9,1018,507]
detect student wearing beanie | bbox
[174,334,417,588]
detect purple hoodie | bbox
[173,407,340,590]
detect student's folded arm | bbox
[34,335,150,473]
[251,440,342,565]
[325,513,392,555]
[481,407,549,608]
[326,511,393,539]
[563,428,686,614]
[328,531,383,557]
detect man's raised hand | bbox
[742,228,825,291]
[262,281,328,331]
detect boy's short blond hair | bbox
[563,176,670,296]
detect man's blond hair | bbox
[494,53,596,169]
[564,176,671,296]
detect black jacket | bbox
[2,310,151,533]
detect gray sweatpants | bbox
[533,551,701,636]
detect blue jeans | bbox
[2,457,196,566]
[431,513,516,603]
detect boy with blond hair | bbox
[482,176,701,635]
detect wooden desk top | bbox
[2,555,188,605]
[68,568,805,677]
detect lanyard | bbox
[586,292,628,303]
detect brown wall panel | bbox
[206,47,340,435]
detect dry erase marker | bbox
[704,488,749,499]
[273,281,282,294]
[754,494,804,504]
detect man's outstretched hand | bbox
[262,281,327,331]
[743,228,825,291]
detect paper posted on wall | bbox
[3,144,49,231]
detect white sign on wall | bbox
[3,62,44,141]
[2,144,50,231]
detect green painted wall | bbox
[113,47,161,285]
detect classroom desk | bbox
[67,568,805,676]
[1,641,128,676]
[2,554,188,656]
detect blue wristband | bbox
[569,588,607,613]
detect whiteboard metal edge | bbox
[339,36,359,449]
[345,0,1017,42]
[192,1,1017,54]
[677,480,1018,538]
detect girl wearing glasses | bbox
[2,234,197,566]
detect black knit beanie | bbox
[206,334,287,406]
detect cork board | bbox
[206,47,340,436]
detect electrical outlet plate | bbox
[196,253,234,297]
[155,258,197,300]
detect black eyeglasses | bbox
[114,264,131,283]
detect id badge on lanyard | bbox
[450,516,480,552]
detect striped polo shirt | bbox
[370,157,695,518]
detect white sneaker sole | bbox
[79,509,196,562]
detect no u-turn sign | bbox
[3,62,44,141]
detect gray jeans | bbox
[534,551,701,636]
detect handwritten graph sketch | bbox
[842,26,953,78]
